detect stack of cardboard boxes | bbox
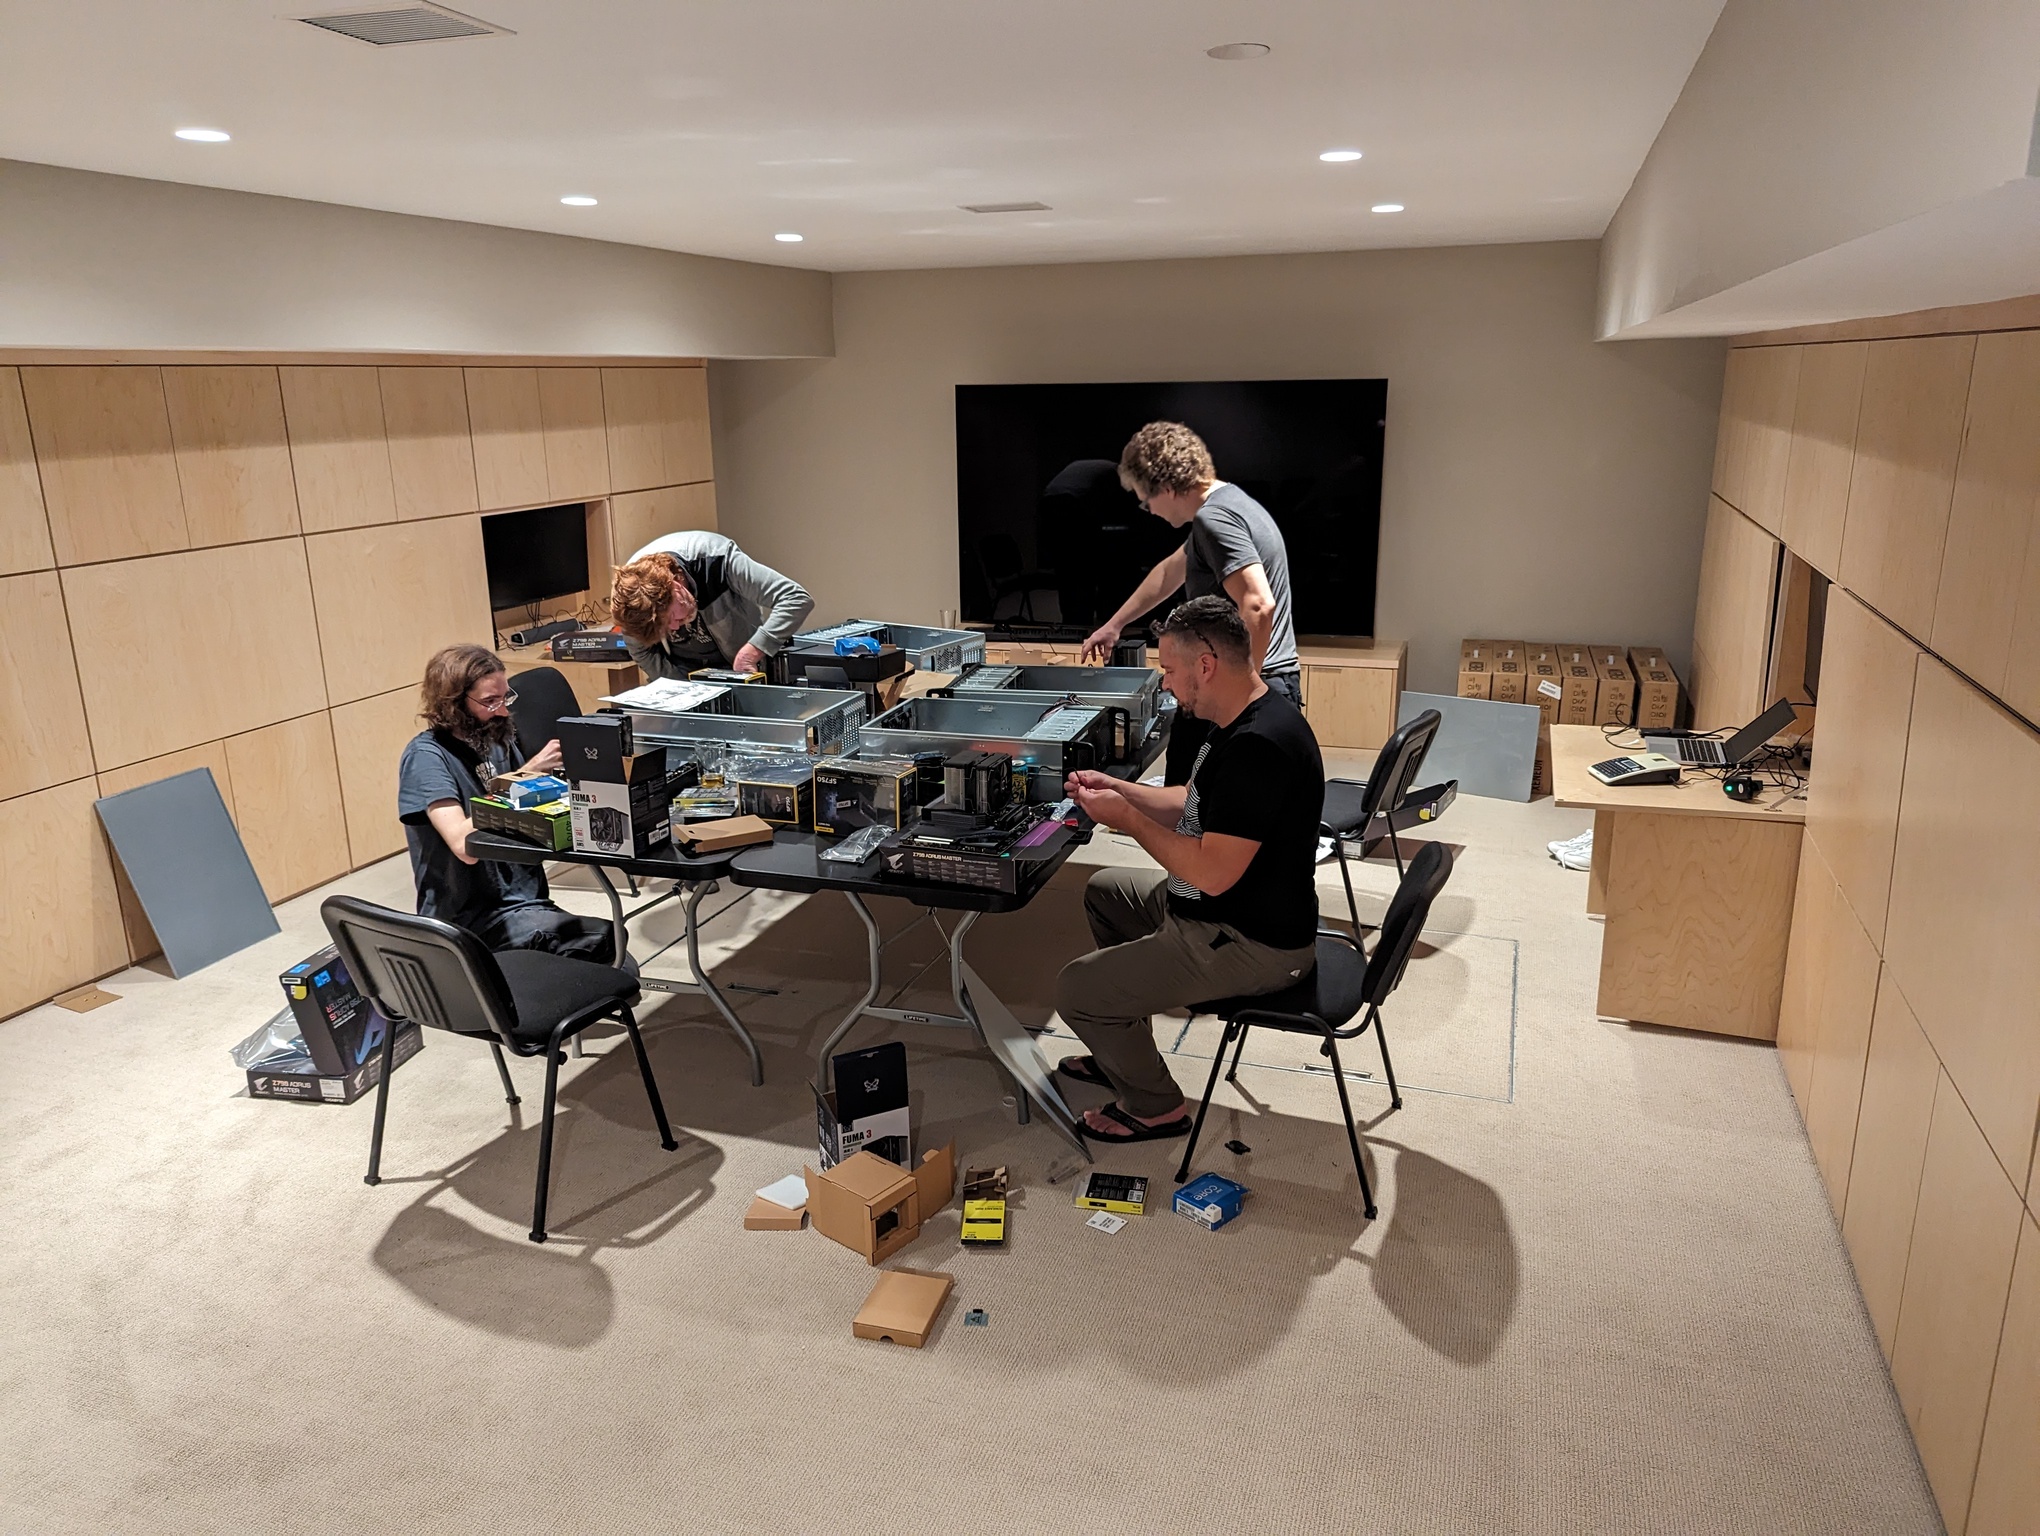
[1459,641,1683,796]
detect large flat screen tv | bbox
[955,379,1386,639]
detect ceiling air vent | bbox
[960,201,1052,215]
[298,4,512,46]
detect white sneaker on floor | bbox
[1547,829,1593,871]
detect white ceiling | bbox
[0,0,1727,273]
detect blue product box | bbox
[1173,1173,1248,1230]
[505,774,570,808]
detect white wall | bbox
[1599,0,2040,337]
[0,159,833,358]
[709,241,1725,695]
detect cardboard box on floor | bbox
[1523,645,1563,726]
[1552,645,1600,726]
[805,1145,956,1265]
[1490,642,1529,705]
[1628,649,1682,730]
[744,1195,807,1231]
[1590,646,1636,726]
[852,1266,956,1348]
[1457,642,1501,700]
[1531,723,1552,799]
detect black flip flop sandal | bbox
[1079,1102,1193,1143]
[1056,1055,1113,1087]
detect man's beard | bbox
[451,712,517,756]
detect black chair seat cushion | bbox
[493,949,640,1048]
[1200,936,1368,1031]
[1321,778,1372,837]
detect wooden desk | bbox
[1551,725,1806,1040]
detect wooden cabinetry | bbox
[1297,642,1405,751]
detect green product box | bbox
[471,795,573,853]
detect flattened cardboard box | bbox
[743,1195,807,1231]
[852,1266,955,1348]
[1628,649,1682,731]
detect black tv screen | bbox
[481,502,589,611]
[955,380,1386,638]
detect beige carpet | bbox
[0,789,1941,1534]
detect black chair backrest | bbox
[322,896,520,1048]
[508,666,583,765]
[1361,840,1454,1007]
[1356,708,1441,828]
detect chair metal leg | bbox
[363,1013,401,1186]
[1225,1021,1250,1082]
[1322,1032,1378,1219]
[489,1042,520,1105]
[1333,833,1364,934]
[1176,1018,1239,1183]
[1369,1004,1403,1110]
[1387,823,1407,879]
[620,1007,679,1151]
[530,1024,569,1243]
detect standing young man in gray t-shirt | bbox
[1080,421,1301,782]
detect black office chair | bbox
[1322,708,1442,933]
[1177,840,1455,1218]
[507,665,583,765]
[322,896,678,1244]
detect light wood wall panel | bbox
[224,713,351,902]
[539,368,611,501]
[1712,344,1799,534]
[96,742,237,962]
[1804,590,1920,946]
[1689,495,1780,729]
[1778,341,1866,578]
[331,685,420,867]
[22,366,187,565]
[465,367,549,511]
[306,515,490,706]
[1889,1075,2025,1535]
[1884,658,2040,1187]
[1932,329,2040,712]
[0,570,94,801]
[280,367,397,533]
[603,366,711,492]
[1839,335,1977,641]
[0,367,54,575]
[1842,974,1942,1356]
[1781,839,1884,1214]
[0,777,129,1018]
[1775,846,1829,1111]
[63,539,329,770]
[161,366,301,547]
[378,367,477,522]
[1968,1212,2040,1536]
[608,482,717,566]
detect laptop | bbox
[1644,698,1799,768]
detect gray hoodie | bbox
[623,531,815,681]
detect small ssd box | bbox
[1173,1172,1248,1231]
[1072,1170,1148,1216]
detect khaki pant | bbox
[1055,867,1317,1117]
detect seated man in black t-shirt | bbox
[395,644,616,962]
[1055,596,1325,1141]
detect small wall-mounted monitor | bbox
[482,503,589,611]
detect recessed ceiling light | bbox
[1206,42,1270,61]
[1372,203,1405,214]
[559,195,597,207]
[774,232,804,243]
[1319,149,1362,163]
[175,127,231,143]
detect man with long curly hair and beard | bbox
[394,643,619,962]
